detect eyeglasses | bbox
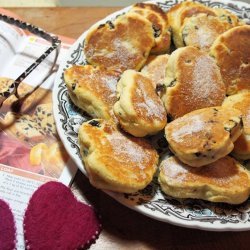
[0,13,61,112]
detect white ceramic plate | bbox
[53,0,250,231]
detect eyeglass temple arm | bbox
[0,14,61,107]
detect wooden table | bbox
[7,7,250,250]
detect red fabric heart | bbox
[0,199,16,250]
[23,181,101,250]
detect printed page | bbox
[0,20,26,72]
[0,35,76,182]
[0,8,77,249]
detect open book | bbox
[0,8,77,249]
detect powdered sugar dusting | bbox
[82,68,118,100]
[101,74,118,93]
[183,14,226,50]
[189,16,221,49]
[106,132,145,165]
[106,131,150,178]
[162,157,243,186]
[172,115,205,142]
[105,37,138,71]
[136,78,165,119]
[163,158,189,182]
[191,55,221,102]
[142,55,169,87]
[195,27,217,49]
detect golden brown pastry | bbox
[210,25,250,95]
[223,91,250,159]
[181,13,230,51]
[84,12,155,73]
[130,3,171,54]
[214,8,243,27]
[78,119,158,193]
[164,46,225,119]
[141,54,169,92]
[64,65,119,121]
[165,106,242,167]
[167,1,216,48]
[114,70,167,137]
[159,156,250,204]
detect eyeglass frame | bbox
[0,13,61,108]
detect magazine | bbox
[0,8,76,249]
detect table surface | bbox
[7,6,250,250]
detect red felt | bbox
[0,199,16,250]
[23,181,101,250]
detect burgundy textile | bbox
[23,181,101,250]
[0,199,16,250]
